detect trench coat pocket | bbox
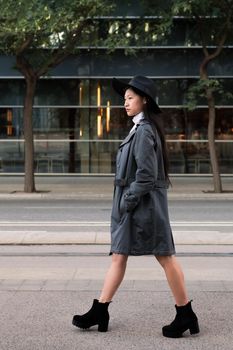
[119,188,140,215]
[119,187,128,216]
[124,192,140,212]
[132,207,154,241]
[131,193,154,237]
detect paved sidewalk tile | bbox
[0,279,232,292]
[42,280,69,291]
[65,280,92,291]
[19,280,46,291]
[222,281,233,291]
[198,280,227,292]
[0,290,232,350]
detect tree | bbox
[0,0,116,192]
[153,0,233,192]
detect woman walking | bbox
[72,75,200,338]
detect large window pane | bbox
[1,78,233,107]
[0,85,233,174]
[0,141,24,172]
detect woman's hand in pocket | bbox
[123,192,140,212]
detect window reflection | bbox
[1,78,233,107]
[0,77,233,174]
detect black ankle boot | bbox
[162,300,200,338]
[72,299,111,332]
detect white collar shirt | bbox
[129,111,145,133]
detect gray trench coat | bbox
[109,119,176,256]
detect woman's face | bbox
[124,88,146,117]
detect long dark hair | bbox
[143,104,171,185]
[129,86,171,185]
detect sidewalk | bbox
[0,175,232,199]
[1,285,232,349]
[0,177,232,349]
[0,244,232,350]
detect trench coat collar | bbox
[119,119,150,148]
[119,128,136,148]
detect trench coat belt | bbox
[114,178,169,189]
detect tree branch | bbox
[15,54,36,81]
[207,30,227,60]
[36,20,91,77]
[199,14,231,76]
[16,34,34,55]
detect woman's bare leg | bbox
[99,253,128,303]
[155,255,189,306]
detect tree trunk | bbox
[200,62,223,193]
[23,77,37,192]
[206,87,222,192]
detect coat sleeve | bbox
[123,126,158,212]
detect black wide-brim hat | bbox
[112,75,161,114]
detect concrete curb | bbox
[0,192,233,200]
[0,192,112,200]
[1,231,233,245]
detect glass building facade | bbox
[0,13,233,175]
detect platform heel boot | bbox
[72,299,111,332]
[162,300,200,338]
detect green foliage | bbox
[0,0,120,75]
[170,0,230,16]
[184,78,233,110]
[158,0,233,47]
[154,0,233,110]
[101,19,134,55]
[185,79,221,110]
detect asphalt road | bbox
[0,199,233,245]
[0,198,232,222]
